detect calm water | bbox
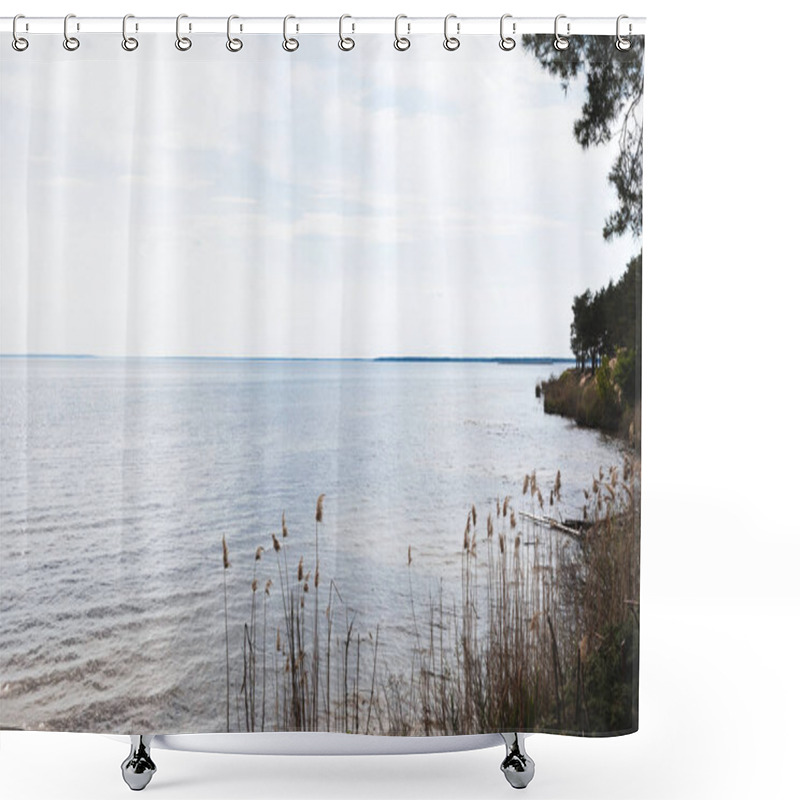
[0,358,624,732]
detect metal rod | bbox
[0,16,646,36]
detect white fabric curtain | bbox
[1,27,643,737]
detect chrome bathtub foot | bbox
[121,735,156,791]
[500,732,535,789]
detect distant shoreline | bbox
[0,354,573,365]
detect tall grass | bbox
[410,458,641,734]
[222,459,640,735]
[225,498,381,733]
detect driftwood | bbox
[518,511,584,541]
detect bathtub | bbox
[114,731,535,791]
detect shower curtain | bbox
[0,21,643,738]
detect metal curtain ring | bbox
[554,14,570,51]
[12,14,29,51]
[499,13,515,51]
[616,15,632,51]
[175,14,192,50]
[226,15,243,51]
[121,14,139,51]
[394,14,410,51]
[63,13,80,51]
[283,15,299,51]
[338,14,355,51]
[443,14,460,51]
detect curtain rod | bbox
[1,16,646,37]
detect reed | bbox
[313,496,324,729]
[221,459,639,735]
[222,536,231,732]
[221,497,383,733]
[393,460,640,735]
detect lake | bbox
[0,357,625,732]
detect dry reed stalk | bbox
[262,579,272,730]
[354,633,362,733]
[366,624,380,733]
[222,536,231,732]
[250,545,264,711]
[241,624,249,729]
[343,615,355,732]
[326,586,333,730]
[312,495,325,728]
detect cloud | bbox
[1,35,636,359]
[213,195,258,205]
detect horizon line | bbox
[0,353,574,364]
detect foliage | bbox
[582,614,639,733]
[613,347,638,407]
[596,355,615,405]
[540,361,639,445]
[568,252,641,383]
[521,33,644,242]
[523,32,644,421]
[542,370,579,418]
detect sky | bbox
[0,33,638,359]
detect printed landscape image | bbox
[0,33,643,736]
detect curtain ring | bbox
[63,13,80,51]
[121,14,139,51]
[338,14,355,51]
[12,14,29,52]
[443,14,460,51]
[226,15,243,52]
[175,14,192,50]
[554,14,570,51]
[616,15,632,51]
[394,14,410,51]
[283,15,299,51]
[499,14,515,51]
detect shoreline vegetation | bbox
[537,361,642,449]
[537,251,642,449]
[222,462,640,737]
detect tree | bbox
[567,252,641,378]
[570,290,592,370]
[526,33,643,401]
[522,34,644,241]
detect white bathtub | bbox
[112,731,535,791]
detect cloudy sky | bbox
[0,33,638,359]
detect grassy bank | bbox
[538,353,641,449]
